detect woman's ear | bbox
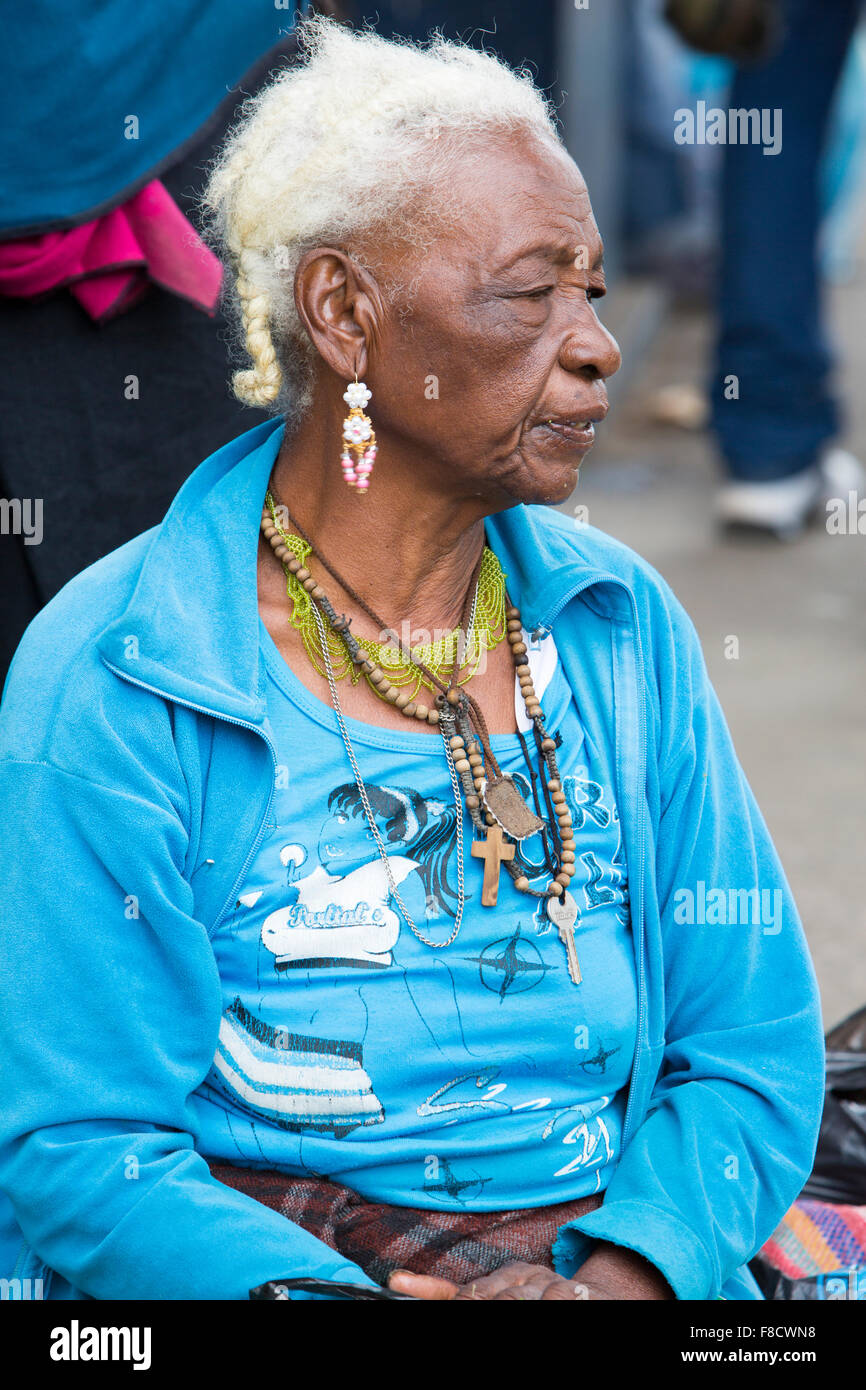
[294,247,385,380]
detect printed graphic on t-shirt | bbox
[212,996,384,1137]
[205,763,633,1198]
[260,782,458,970]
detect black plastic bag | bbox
[250,1276,415,1301]
[749,1008,866,1299]
[750,1265,862,1302]
[801,1006,866,1206]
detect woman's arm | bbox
[557,596,825,1300]
[0,754,373,1299]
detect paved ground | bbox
[556,279,866,1028]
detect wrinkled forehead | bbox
[415,130,600,276]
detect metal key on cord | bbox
[546,890,582,984]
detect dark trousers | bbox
[710,0,862,480]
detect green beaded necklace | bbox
[266,492,507,702]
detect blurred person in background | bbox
[0,2,316,680]
[666,0,865,537]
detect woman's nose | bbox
[559,312,622,382]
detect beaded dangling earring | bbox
[340,376,377,492]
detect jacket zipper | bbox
[533,574,649,1148]
[103,661,277,937]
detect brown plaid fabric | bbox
[210,1161,603,1286]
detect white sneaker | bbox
[821,446,866,498]
[716,448,865,540]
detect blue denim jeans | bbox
[710,0,862,480]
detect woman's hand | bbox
[387,1244,673,1301]
[388,1263,590,1300]
[388,1262,595,1300]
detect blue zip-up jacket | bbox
[0,419,824,1300]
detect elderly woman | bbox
[0,18,823,1302]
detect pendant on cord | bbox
[482,774,545,841]
[471,826,515,907]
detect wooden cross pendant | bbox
[471,825,515,907]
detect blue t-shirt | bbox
[199,624,638,1209]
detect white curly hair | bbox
[203,14,562,422]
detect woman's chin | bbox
[508,434,592,504]
[517,459,585,507]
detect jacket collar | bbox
[98,419,631,724]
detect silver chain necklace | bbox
[309,598,466,949]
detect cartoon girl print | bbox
[261,781,459,970]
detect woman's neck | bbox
[269,420,490,636]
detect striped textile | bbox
[210,1163,603,1286]
[760,1199,866,1278]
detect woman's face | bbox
[365,132,622,508]
[318,807,377,872]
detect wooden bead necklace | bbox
[261,491,582,980]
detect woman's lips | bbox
[535,418,597,450]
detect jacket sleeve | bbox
[562,598,825,1300]
[0,757,374,1300]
